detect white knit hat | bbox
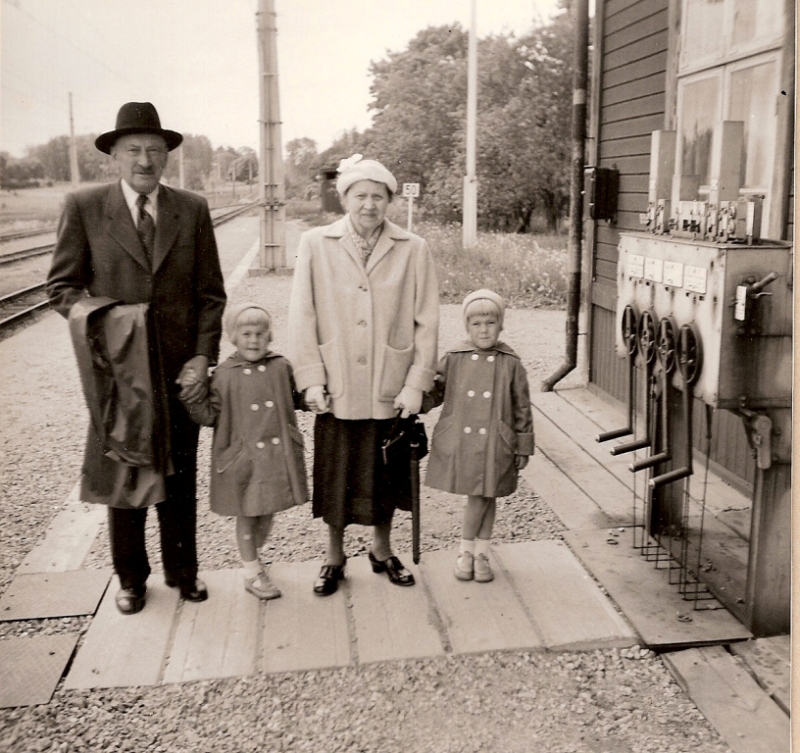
[462,289,506,328]
[223,302,271,340]
[335,154,398,196]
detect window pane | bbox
[680,76,720,185]
[731,0,784,52]
[681,0,725,70]
[729,60,777,188]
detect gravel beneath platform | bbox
[0,257,733,752]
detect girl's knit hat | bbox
[462,288,506,328]
[223,302,271,340]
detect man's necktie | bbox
[136,193,155,268]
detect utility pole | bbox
[255,0,286,270]
[68,93,80,188]
[462,0,478,249]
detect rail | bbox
[0,202,257,335]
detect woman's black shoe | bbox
[368,551,415,587]
[313,559,346,596]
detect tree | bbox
[284,137,318,199]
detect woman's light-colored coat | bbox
[184,352,308,517]
[425,341,534,498]
[287,217,439,420]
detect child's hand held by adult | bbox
[305,385,330,414]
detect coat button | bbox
[471,354,479,360]
[478,427,487,435]
[358,356,367,364]
[483,391,491,398]
[256,441,265,449]
[463,426,472,434]
[251,404,259,411]
[358,320,367,327]
[258,365,266,372]
[487,355,495,362]
[467,390,475,397]
[265,400,274,408]
[243,368,252,375]
[271,437,280,445]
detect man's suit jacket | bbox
[47,180,227,507]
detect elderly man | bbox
[47,102,226,614]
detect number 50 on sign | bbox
[402,183,420,198]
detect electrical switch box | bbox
[615,233,792,409]
[585,166,619,221]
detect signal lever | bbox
[609,309,658,456]
[598,304,639,443]
[650,323,703,489]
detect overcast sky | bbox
[1,0,562,159]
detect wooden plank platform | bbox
[563,529,751,648]
[18,502,105,574]
[0,569,110,621]
[730,636,791,715]
[532,406,632,523]
[520,452,618,531]
[347,555,444,664]
[163,570,260,684]
[64,578,180,689]
[495,540,637,651]
[663,645,789,753]
[260,560,352,674]
[0,634,79,708]
[419,548,542,655]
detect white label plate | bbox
[684,265,708,294]
[628,254,644,278]
[663,261,684,287]
[644,257,663,283]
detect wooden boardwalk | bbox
[63,539,637,690]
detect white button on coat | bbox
[243,368,251,375]
[258,365,266,372]
[256,441,265,449]
[483,391,491,398]
[467,390,475,397]
[271,437,281,445]
[471,354,479,360]
[265,401,274,408]
[463,427,472,434]
[250,404,259,411]
[479,427,487,435]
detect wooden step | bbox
[419,548,542,655]
[663,645,789,753]
[64,577,180,689]
[729,636,790,715]
[347,555,444,664]
[495,540,637,650]
[563,528,751,648]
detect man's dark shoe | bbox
[115,585,146,615]
[165,577,209,602]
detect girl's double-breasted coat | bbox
[185,352,308,517]
[425,341,534,498]
[287,217,439,420]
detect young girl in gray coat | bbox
[181,303,308,600]
[425,290,534,583]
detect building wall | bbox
[587,0,756,490]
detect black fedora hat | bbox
[95,102,183,154]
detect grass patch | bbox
[417,221,568,309]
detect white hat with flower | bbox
[335,153,398,196]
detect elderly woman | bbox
[288,155,439,595]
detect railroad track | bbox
[0,225,58,243]
[0,201,258,336]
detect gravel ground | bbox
[0,242,733,752]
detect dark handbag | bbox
[381,414,428,465]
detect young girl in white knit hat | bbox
[180,303,308,600]
[425,289,534,582]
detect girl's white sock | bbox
[460,538,475,555]
[474,539,490,558]
[242,558,261,578]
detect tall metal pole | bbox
[68,93,80,188]
[256,0,286,270]
[462,0,478,249]
[542,0,589,391]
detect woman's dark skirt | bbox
[313,414,413,528]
